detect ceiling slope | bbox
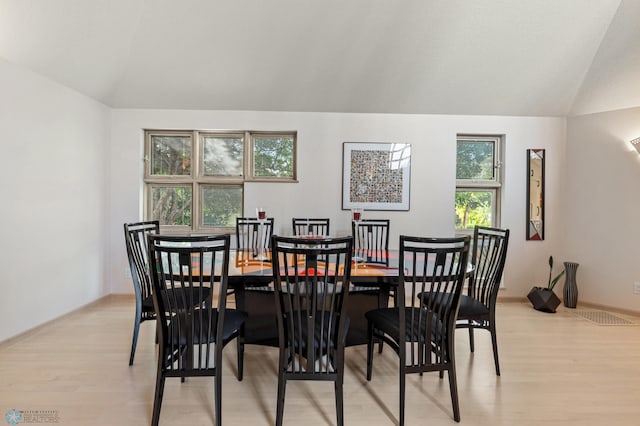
[0,0,626,116]
[570,0,640,116]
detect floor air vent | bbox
[573,310,637,326]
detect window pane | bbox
[253,136,294,178]
[202,136,243,176]
[455,190,494,230]
[151,186,192,226]
[456,140,495,180]
[150,135,192,176]
[202,185,242,227]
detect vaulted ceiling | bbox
[1,0,638,116]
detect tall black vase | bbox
[563,262,579,308]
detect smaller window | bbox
[455,189,496,230]
[251,133,296,180]
[455,136,502,233]
[149,185,193,228]
[201,185,243,228]
[150,134,192,176]
[456,139,497,182]
[201,134,244,177]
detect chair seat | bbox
[167,309,247,345]
[142,295,155,312]
[366,307,442,342]
[417,291,490,320]
[458,295,490,317]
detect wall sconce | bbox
[632,137,640,154]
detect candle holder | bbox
[351,208,363,222]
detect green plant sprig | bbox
[547,255,565,290]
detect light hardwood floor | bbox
[2,296,640,426]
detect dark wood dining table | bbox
[228,248,401,347]
[175,246,470,347]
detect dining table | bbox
[227,247,451,347]
[167,243,470,347]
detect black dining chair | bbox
[147,234,247,426]
[123,220,159,366]
[352,219,390,265]
[292,217,330,236]
[366,235,470,424]
[456,226,509,376]
[271,235,353,426]
[236,217,274,253]
[348,219,391,348]
[234,216,278,371]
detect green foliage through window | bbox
[253,136,294,178]
[455,136,501,231]
[456,141,494,180]
[455,191,493,229]
[151,186,192,226]
[203,136,243,176]
[150,136,191,176]
[202,186,242,227]
[145,130,296,231]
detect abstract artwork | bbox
[342,142,411,211]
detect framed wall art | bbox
[342,142,411,211]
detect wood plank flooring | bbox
[2,296,640,425]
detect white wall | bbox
[565,107,640,311]
[110,109,566,300]
[0,59,110,342]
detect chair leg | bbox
[468,325,475,353]
[447,336,461,422]
[275,372,287,426]
[215,345,223,426]
[151,371,165,426]
[335,373,344,426]
[181,344,191,383]
[490,324,501,376]
[399,361,406,426]
[376,287,391,354]
[447,366,461,422]
[366,321,374,381]
[129,308,142,366]
[237,327,245,381]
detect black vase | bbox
[563,262,579,308]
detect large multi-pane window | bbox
[455,135,502,233]
[144,130,296,233]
